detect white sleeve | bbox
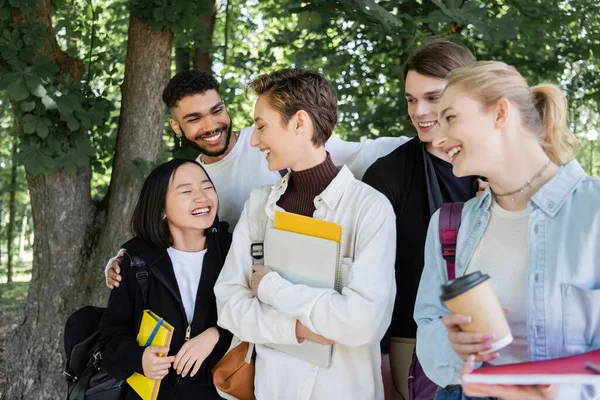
[104,249,126,287]
[257,200,396,347]
[326,135,410,179]
[214,200,300,346]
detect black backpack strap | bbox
[126,251,149,308]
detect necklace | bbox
[200,130,240,164]
[493,159,551,202]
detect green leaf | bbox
[66,115,80,131]
[56,96,73,116]
[36,120,49,138]
[165,7,177,22]
[24,75,46,98]
[8,77,29,102]
[65,93,84,112]
[0,8,11,21]
[153,8,164,22]
[63,161,78,176]
[21,101,36,112]
[41,95,57,110]
[446,0,463,10]
[22,113,38,134]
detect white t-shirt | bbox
[466,200,529,365]
[199,127,409,229]
[167,247,207,324]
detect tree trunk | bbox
[193,9,217,73]
[3,12,173,400]
[86,16,172,307]
[176,45,192,72]
[19,205,27,257]
[6,129,17,283]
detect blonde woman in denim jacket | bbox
[414,61,599,400]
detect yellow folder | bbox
[126,310,174,400]
[273,210,342,244]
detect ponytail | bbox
[531,84,579,165]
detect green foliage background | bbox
[0,0,599,262]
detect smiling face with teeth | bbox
[435,85,501,177]
[164,162,219,245]
[405,71,454,161]
[169,90,233,158]
[250,94,312,172]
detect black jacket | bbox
[99,222,233,400]
[363,138,477,348]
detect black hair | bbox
[162,70,220,109]
[131,159,218,249]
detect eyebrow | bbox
[439,107,455,119]
[175,180,212,190]
[405,89,443,98]
[182,101,224,120]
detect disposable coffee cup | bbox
[440,271,513,353]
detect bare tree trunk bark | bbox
[19,205,27,257]
[6,129,18,283]
[176,45,191,72]
[193,7,217,73]
[3,9,173,400]
[86,16,172,306]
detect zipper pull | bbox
[185,325,191,341]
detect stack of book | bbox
[262,211,342,368]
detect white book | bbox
[263,227,339,368]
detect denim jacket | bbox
[414,160,600,399]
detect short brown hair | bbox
[247,68,338,147]
[403,39,475,81]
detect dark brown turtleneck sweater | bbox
[277,153,339,217]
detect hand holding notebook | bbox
[261,211,342,367]
[128,310,175,400]
[462,348,600,385]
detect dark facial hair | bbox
[181,122,233,157]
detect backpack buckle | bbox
[135,270,148,281]
[250,243,263,260]
[441,244,456,262]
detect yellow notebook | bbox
[273,211,342,244]
[126,310,174,400]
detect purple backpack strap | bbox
[439,202,464,281]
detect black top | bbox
[277,153,339,217]
[99,221,233,400]
[362,138,477,351]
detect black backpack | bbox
[64,251,149,400]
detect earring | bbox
[177,135,182,147]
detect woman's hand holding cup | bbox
[442,313,499,363]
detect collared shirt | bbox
[414,160,600,399]
[215,166,397,400]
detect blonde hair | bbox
[445,61,578,164]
